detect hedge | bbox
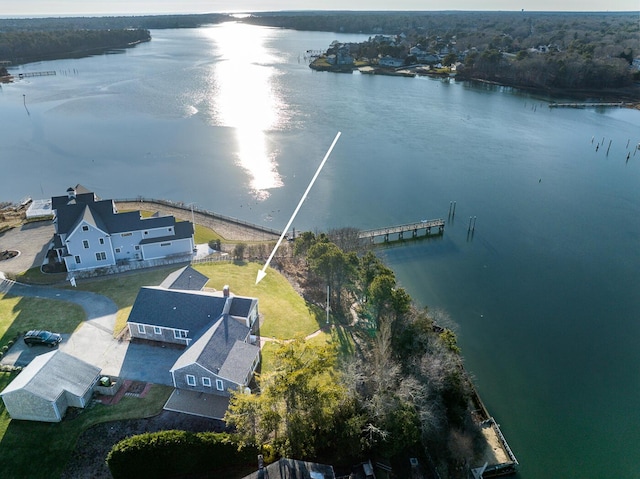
[106,430,259,478]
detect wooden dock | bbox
[359,218,445,243]
[548,102,625,108]
[18,71,56,79]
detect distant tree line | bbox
[0,13,232,65]
[0,29,152,64]
[243,11,639,93]
[458,48,635,91]
[0,14,229,32]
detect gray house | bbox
[127,278,260,396]
[170,314,260,395]
[51,185,195,272]
[127,285,258,347]
[0,351,101,422]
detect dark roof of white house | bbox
[52,186,191,238]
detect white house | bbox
[51,185,195,272]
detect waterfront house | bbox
[127,279,260,397]
[378,55,405,68]
[169,313,260,396]
[51,185,194,273]
[0,350,101,422]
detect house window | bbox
[82,240,89,249]
[134,245,140,250]
[169,227,173,232]
[95,252,106,261]
[99,238,104,245]
[154,326,162,335]
[115,248,121,253]
[161,242,171,247]
[121,232,132,237]
[82,225,89,231]
[202,377,211,387]
[137,324,145,334]
[186,375,196,387]
[174,330,188,339]
[74,256,81,264]
[216,379,224,391]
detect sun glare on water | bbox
[205,22,285,198]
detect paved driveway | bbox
[0,277,179,386]
[0,221,55,274]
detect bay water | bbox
[1,22,639,478]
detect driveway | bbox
[0,276,179,386]
[0,221,55,275]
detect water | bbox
[2,23,640,478]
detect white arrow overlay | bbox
[256,131,342,284]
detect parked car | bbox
[24,330,63,347]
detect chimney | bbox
[66,187,76,200]
[223,285,230,297]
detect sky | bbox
[2,0,638,16]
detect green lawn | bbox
[0,374,172,479]
[0,294,85,350]
[193,262,323,340]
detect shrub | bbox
[106,431,258,479]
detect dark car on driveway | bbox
[24,330,63,347]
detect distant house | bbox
[0,351,101,422]
[409,46,439,64]
[378,55,405,68]
[127,276,260,396]
[51,185,194,272]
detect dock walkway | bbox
[548,102,625,108]
[359,218,445,243]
